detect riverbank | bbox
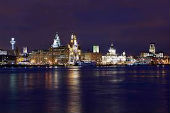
[0,64,169,68]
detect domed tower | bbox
[52,33,61,48]
[149,43,155,54]
[108,43,116,55]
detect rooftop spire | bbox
[52,32,61,48]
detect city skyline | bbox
[0,0,169,55]
[1,33,169,56]
[0,32,169,56]
[0,1,169,113]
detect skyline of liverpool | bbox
[0,0,169,55]
[0,1,169,113]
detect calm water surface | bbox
[0,65,169,113]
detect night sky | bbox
[0,0,169,55]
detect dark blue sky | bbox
[0,0,169,55]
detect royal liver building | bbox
[68,33,81,65]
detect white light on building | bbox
[10,38,16,50]
[102,43,126,65]
[149,43,155,54]
[0,49,7,55]
[93,45,99,53]
[68,33,81,65]
[52,33,61,48]
[23,47,28,54]
[141,43,164,58]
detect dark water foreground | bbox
[0,65,169,113]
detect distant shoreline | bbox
[0,64,169,68]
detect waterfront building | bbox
[29,33,70,65]
[138,43,167,64]
[29,46,69,65]
[149,43,155,54]
[81,52,102,64]
[23,47,28,55]
[50,33,69,65]
[140,43,163,58]
[52,33,61,48]
[16,47,29,65]
[126,56,137,65]
[102,43,126,65]
[0,49,7,55]
[17,56,30,65]
[68,34,81,65]
[0,49,16,64]
[0,55,16,65]
[49,46,69,65]
[93,45,99,53]
[29,50,50,65]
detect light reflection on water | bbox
[66,70,81,113]
[0,66,169,113]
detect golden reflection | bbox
[27,73,34,89]
[45,72,52,89]
[66,70,81,113]
[44,71,59,89]
[53,71,59,89]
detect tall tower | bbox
[93,45,99,53]
[52,33,61,48]
[23,47,28,54]
[149,43,155,54]
[68,33,81,65]
[10,38,16,50]
[108,43,116,55]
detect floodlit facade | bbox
[2,34,169,65]
[29,46,69,65]
[102,43,126,65]
[140,43,163,58]
[10,38,16,50]
[49,46,69,65]
[0,49,7,55]
[0,49,16,64]
[81,52,102,64]
[52,33,61,48]
[149,43,155,54]
[68,34,81,65]
[93,45,99,53]
[23,47,28,54]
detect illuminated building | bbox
[29,33,69,65]
[0,49,7,55]
[81,52,102,64]
[29,50,50,65]
[49,46,69,65]
[93,45,99,53]
[16,47,29,65]
[52,33,61,48]
[23,47,28,54]
[29,46,69,65]
[68,34,81,65]
[126,56,137,65]
[0,49,16,64]
[140,43,163,58]
[0,55,16,65]
[10,38,16,50]
[149,43,155,54]
[102,43,126,65]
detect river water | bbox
[0,65,169,113]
